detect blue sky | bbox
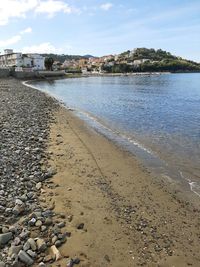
[0,0,200,61]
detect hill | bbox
[114,48,200,72]
[41,53,94,63]
[42,48,200,73]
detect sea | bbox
[28,73,200,198]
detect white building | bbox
[133,59,150,66]
[81,67,89,74]
[0,49,45,70]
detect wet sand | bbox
[42,105,200,267]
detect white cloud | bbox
[20,27,32,34]
[0,0,78,26]
[0,0,38,26]
[22,42,67,53]
[100,3,113,11]
[0,35,21,47]
[35,0,73,17]
[0,26,32,49]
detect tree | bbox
[45,57,54,71]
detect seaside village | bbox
[0,48,149,75]
[0,49,45,71]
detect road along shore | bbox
[0,78,200,267]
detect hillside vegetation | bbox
[41,54,91,63]
[42,48,200,73]
[113,48,200,72]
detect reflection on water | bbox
[28,74,200,197]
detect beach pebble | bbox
[0,232,13,246]
[8,245,22,257]
[76,223,84,230]
[50,245,62,261]
[27,249,37,258]
[36,182,42,190]
[38,262,46,267]
[67,259,74,267]
[73,258,81,264]
[57,222,66,228]
[18,250,34,266]
[27,238,37,251]
[35,220,43,227]
[36,238,47,252]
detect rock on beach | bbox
[0,78,64,266]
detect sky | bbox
[0,0,200,62]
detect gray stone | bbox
[36,238,47,252]
[27,192,34,199]
[45,167,57,179]
[35,220,42,227]
[15,199,23,205]
[77,223,84,230]
[45,218,52,226]
[67,259,73,267]
[41,225,47,232]
[0,261,5,267]
[27,238,37,251]
[23,240,31,251]
[19,230,30,240]
[52,236,58,244]
[0,206,5,212]
[36,182,42,190]
[38,263,46,267]
[13,237,21,246]
[8,245,22,257]
[27,249,37,258]
[2,226,9,233]
[28,218,36,226]
[0,232,12,246]
[57,222,66,228]
[55,240,61,247]
[13,205,24,215]
[32,211,42,218]
[73,257,80,264]
[18,250,34,266]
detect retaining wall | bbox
[13,71,38,79]
[38,71,66,77]
[0,69,10,78]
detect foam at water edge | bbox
[23,81,66,106]
[179,171,200,197]
[76,109,153,155]
[24,80,200,199]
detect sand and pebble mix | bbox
[0,78,79,267]
[1,78,200,267]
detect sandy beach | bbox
[43,104,200,266]
[0,78,200,267]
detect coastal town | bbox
[59,50,150,74]
[1,0,200,266]
[0,48,150,74]
[0,48,200,77]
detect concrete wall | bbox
[0,68,10,78]
[13,71,38,79]
[0,69,66,79]
[38,71,65,77]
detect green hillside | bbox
[41,54,92,63]
[104,48,200,73]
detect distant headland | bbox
[42,48,200,74]
[0,48,200,77]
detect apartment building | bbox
[0,49,45,70]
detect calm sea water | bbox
[29,74,200,197]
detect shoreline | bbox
[21,70,200,82]
[24,78,200,205]
[1,78,200,266]
[45,104,200,266]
